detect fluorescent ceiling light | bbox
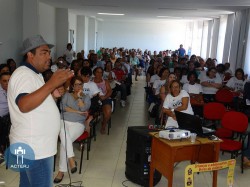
[158,8,197,11]
[98,13,124,16]
[157,16,182,19]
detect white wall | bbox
[23,0,39,40]
[99,21,189,52]
[56,8,69,58]
[39,2,56,60]
[0,0,23,64]
[76,15,89,53]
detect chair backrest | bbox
[203,102,226,120]
[185,159,236,187]
[215,89,234,103]
[221,111,248,133]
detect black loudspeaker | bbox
[125,126,162,187]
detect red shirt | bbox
[113,68,126,82]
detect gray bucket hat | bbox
[21,35,54,55]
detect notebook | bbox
[174,110,215,137]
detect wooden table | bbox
[149,132,221,187]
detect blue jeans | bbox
[19,156,54,187]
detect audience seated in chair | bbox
[54,76,91,183]
[112,59,128,107]
[80,66,101,125]
[225,68,246,111]
[162,80,193,128]
[200,67,222,103]
[93,67,113,134]
[0,72,11,164]
[183,71,203,116]
[152,67,169,96]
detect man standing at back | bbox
[178,44,186,58]
[7,35,74,187]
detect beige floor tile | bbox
[1,76,250,187]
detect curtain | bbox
[206,20,213,58]
[216,15,228,64]
[222,13,235,63]
[237,9,250,70]
[192,21,203,56]
[229,11,243,71]
[210,18,220,58]
[200,21,209,59]
[243,9,250,76]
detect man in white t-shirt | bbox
[8,35,74,187]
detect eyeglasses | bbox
[74,83,83,86]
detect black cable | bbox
[121,179,130,187]
[55,100,84,187]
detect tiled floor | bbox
[1,75,250,187]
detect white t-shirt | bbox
[83,81,100,98]
[8,65,61,160]
[103,71,116,80]
[200,75,222,94]
[180,75,188,84]
[150,74,160,85]
[123,63,131,73]
[226,77,246,91]
[153,79,166,95]
[64,49,75,64]
[163,90,193,128]
[198,70,220,80]
[183,83,203,94]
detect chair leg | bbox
[107,118,111,135]
[93,119,97,141]
[241,154,244,173]
[53,154,56,172]
[87,138,90,160]
[79,141,84,174]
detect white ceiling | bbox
[40,0,250,22]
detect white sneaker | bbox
[120,100,126,107]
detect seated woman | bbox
[159,72,176,102]
[54,76,91,183]
[103,61,117,89]
[152,67,169,96]
[158,72,176,126]
[162,80,194,128]
[93,67,113,134]
[200,67,222,103]
[112,59,128,107]
[149,64,162,87]
[183,71,203,116]
[225,68,246,110]
[225,68,246,95]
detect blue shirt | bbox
[130,56,140,66]
[0,85,9,117]
[178,48,186,57]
